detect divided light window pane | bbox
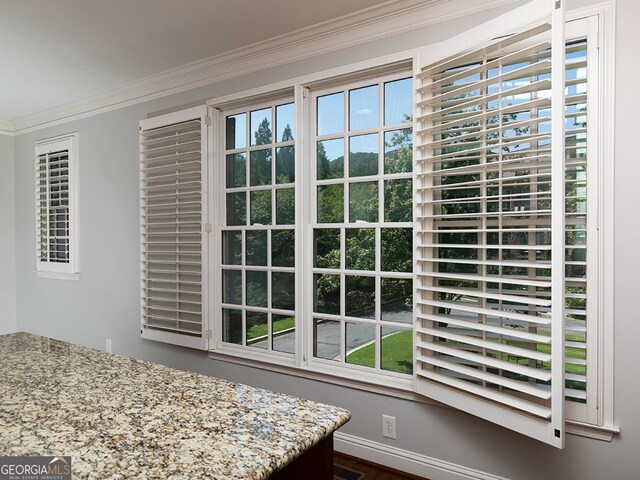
[222,99,296,356]
[313,73,414,375]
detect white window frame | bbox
[35,132,80,280]
[304,70,415,389]
[568,0,617,439]
[211,95,299,367]
[200,0,618,442]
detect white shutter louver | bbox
[37,151,70,263]
[140,106,209,350]
[414,0,567,447]
[35,133,78,276]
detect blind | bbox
[414,0,566,447]
[140,106,208,350]
[36,150,70,264]
[35,133,78,276]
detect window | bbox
[142,0,613,447]
[139,106,209,350]
[220,99,297,358]
[310,75,414,376]
[35,132,79,278]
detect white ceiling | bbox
[0,0,409,122]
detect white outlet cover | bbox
[382,414,396,439]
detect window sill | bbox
[36,271,80,281]
[208,349,437,405]
[208,349,620,442]
[565,420,620,442]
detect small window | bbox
[35,133,79,279]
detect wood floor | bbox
[334,453,427,480]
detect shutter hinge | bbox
[302,353,307,361]
[205,223,212,233]
[204,116,212,126]
[205,330,213,340]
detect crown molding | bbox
[9,0,520,135]
[0,120,14,136]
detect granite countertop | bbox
[0,332,350,479]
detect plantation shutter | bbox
[140,106,209,350]
[413,0,567,447]
[35,134,78,275]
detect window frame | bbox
[305,71,415,384]
[34,132,80,280]
[211,94,301,368]
[199,2,616,440]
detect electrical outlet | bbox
[382,415,396,439]
[105,339,112,354]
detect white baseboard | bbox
[334,431,510,480]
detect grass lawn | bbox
[498,332,587,399]
[346,329,413,374]
[536,335,586,375]
[247,316,295,339]
[504,333,586,376]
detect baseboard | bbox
[334,431,510,480]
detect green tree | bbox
[276,188,295,225]
[254,117,272,145]
[281,124,293,142]
[317,184,343,223]
[276,124,295,184]
[317,141,344,180]
[384,128,413,174]
[250,190,271,225]
[349,182,378,222]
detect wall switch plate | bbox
[382,415,396,439]
[105,338,112,354]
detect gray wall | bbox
[12,1,640,478]
[0,134,16,334]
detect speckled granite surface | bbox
[0,332,350,479]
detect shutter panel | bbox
[414,0,566,447]
[36,150,70,265]
[35,134,78,275]
[140,106,209,350]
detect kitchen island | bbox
[0,332,350,479]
